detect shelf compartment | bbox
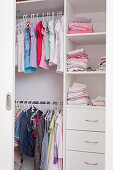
[66,71,106,76]
[66,32,106,45]
[68,0,106,13]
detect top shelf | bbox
[16,0,44,4]
[68,0,106,13]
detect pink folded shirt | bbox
[68,22,94,34]
[68,54,88,59]
[68,29,93,34]
[68,22,93,30]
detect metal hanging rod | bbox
[16,11,64,20]
[15,100,63,105]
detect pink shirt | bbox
[67,29,93,34]
[39,21,49,70]
[68,22,93,30]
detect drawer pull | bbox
[85,119,99,123]
[85,141,99,144]
[84,162,98,166]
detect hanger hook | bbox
[37,13,39,22]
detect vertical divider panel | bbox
[63,0,67,170]
[106,0,113,170]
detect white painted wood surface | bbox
[66,151,105,170]
[66,32,106,45]
[106,0,113,170]
[0,0,15,170]
[66,107,105,131]
[66,130,105,153]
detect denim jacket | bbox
[15,107,43,157]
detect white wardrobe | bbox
[0,0,113,170]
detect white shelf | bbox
[66,32,106,45]
[16,0,44,4]
[56,70,63,75]
[66,105,105,109]
[16,0,64,18]
[69,0,106,13]
[66,71,106,76]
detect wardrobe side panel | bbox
[0,0,15,169]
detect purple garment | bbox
[29,22,38,68]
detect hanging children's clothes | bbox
[36,21,43,65]
[47,113,63,170]
[14,148,23,170]
[29,22,38,68]
[39,21,49,70]
[49,19,56,65]
[40,111,54,170]
[47,111,57,168]
[54,20,60,66]
[14,108,23,170]
[34,114,46,170]
[47,133,59,170]
[15,101,63,170]
[15,106,43,157]
[57,16,64,72]
[15,29,18,67]
[24,23,36,73]
[45,21,50,61]
[19,108,43,157]
[55,114,63,169]
[16,14,64,73]
[17,23,25,72]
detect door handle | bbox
[85,119,99,123]
[6,93,12,111]
[85,141,99,144]
[84,162,98,166]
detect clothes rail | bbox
[15,100,63,105]
[16,11,64,20]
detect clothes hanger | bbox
[42,12,44,21]
[15,100,17,109]
[48,12,51,20]
[31,14,35,22]
[36,13,39,23]
[47,12,49,21]
[52,11,54,20]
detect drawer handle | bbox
[84,162,98,166]
[85,141,99,144]
[85,119,99,123]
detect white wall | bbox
[15,66,63,101]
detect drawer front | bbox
[66,130,105,153]
[66,151,105,170]
[66,107,105,131]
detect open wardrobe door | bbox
[0,0,15,169]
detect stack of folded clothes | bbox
[67,48,91,72]
[97,56,106,71]
[92,96,105,106]
[67,83,90,105]
[68,17,94,34]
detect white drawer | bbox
[66,107,105,131]
[66,130,105,153]
[66,151,105,170]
